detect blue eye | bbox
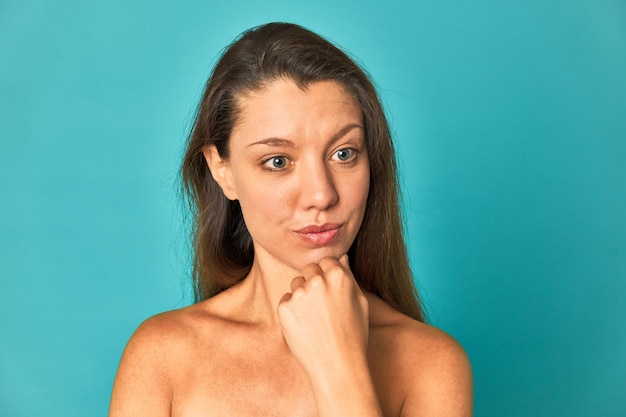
[265,156,288,170]
[335,148,354,161]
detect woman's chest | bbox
[168,332,406,417]
[170,349,317,417]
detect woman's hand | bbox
[277,255,369,374]
[277,255,382,416]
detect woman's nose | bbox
[299,161,338,210]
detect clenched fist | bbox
[277,255,369,377]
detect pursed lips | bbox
[295,223,342,245]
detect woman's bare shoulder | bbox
[366,293,473,417]
[109,296,239,416]
[125,295,237,356]
[127,306,196,349]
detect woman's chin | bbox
[294,247,349,267]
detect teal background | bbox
[1,1,624,416]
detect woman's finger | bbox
[279,292,292,304]
[338,254,349,269]
[301,262,324,280]
[290,276,306,293]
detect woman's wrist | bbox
[307,352,383,417]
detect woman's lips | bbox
[295,224,342,245]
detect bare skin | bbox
[110,285,472,417]
[109,79,473,417]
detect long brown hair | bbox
[181,22,425,322]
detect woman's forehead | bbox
[231,78,363,145]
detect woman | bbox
[109,22,472,417]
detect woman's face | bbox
[207,78,370,274]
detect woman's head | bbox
[182,22,424,321]
[202,78,371,278]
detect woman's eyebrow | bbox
[247,123,363,148]
[247,138,295,148]
[330,123,363,143]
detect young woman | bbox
[109,22,472,417]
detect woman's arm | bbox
[278,255,473,417]
[277,255,383,417]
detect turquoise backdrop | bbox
[1,1,624,416]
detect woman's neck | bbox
[228,251,300,329]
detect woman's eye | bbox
[264,156,289,170]
[334,148,355,162]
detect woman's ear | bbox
[202,144,238,200]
